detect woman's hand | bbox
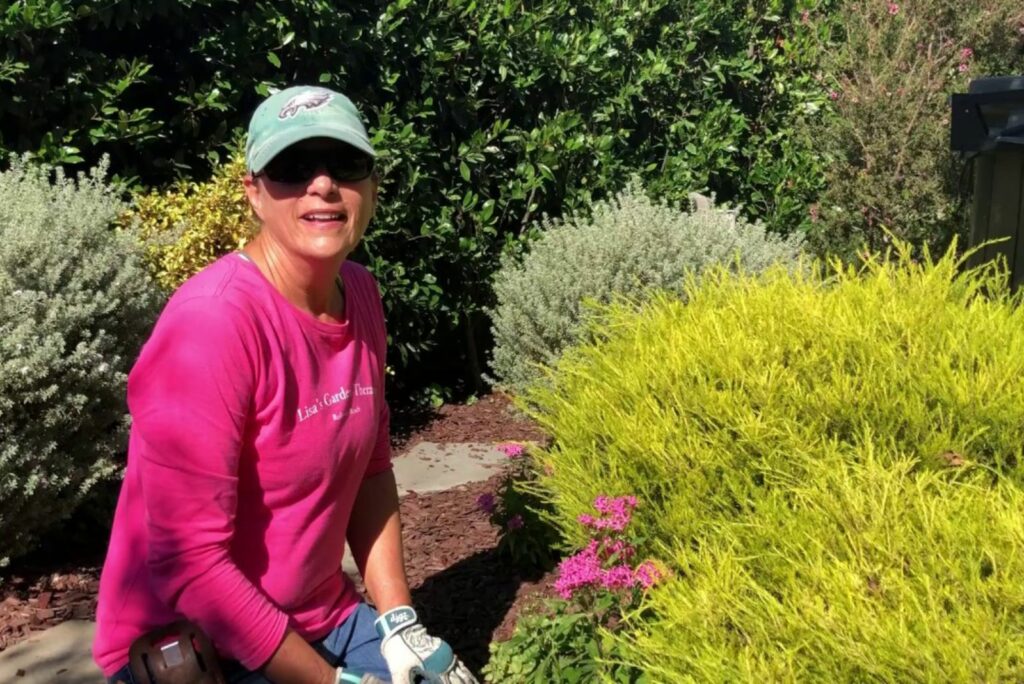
[375,606,477,684]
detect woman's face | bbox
[243,138,378,264]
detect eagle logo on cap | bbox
[278,90,333,119]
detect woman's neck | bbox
[241,235,346,323]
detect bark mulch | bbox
[390,391,549,453]
[356,475,558,675]
[0,392,557,677]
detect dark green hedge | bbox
[1,0,832,400]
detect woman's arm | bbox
[259,629,338,683]
[346,468,413,611]
[134,301,291,670]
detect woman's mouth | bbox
[301,211,347,228]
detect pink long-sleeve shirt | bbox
[93,254,393,676]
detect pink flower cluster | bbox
[554,495,663,600]
[887,2,899,15]
[577,494,638,532]
[497,442,525,459]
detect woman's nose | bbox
[308,167,338,194]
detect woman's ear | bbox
[243,173,264,221]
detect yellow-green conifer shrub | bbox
[622,450,1024,681]
[522,244,1024,679]
[127,153,253,290]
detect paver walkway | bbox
[0,442,507,684]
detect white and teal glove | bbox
[375,606,477,684]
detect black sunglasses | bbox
[260,146,375,184]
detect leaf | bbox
[480,199,495,222]
[266,51,281,68]
[459,161,471,182]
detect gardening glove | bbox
[375,606,478,684]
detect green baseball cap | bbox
[245,85,376,174]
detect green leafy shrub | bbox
[0,156,163,565]
[484,601,648,684]
[519,243,1024,678]
[809,0,1024,259]
[476,442,560,572]
[488,184,804,394]
[2,0,833,398]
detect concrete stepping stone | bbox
[0,620,97,683]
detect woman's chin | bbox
[300,236,359,261]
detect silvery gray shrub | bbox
[488,182,804,395]
[0,156,163,565]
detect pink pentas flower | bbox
[497,442,525,458]
[556,495,666,600]
[601,565,636,591]
[506,514,524,530]
[828,89,841,101]
[554,541,602,599]
[582,494,638,532]
[887,2,899,15]
[476,492,496,515]
[961,47,974,60]
[959,62,969,73]
[555,550,663,598]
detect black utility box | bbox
[950,76,1024,289]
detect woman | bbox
[93,86,476,684]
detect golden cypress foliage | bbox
[125,153,254,290]
[524,243,1024,680]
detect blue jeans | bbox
[107,603,390,683]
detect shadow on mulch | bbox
[3,476,117,580]
[413,547,553,676]
[388,399,438,452]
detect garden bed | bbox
[0,392,555,676]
